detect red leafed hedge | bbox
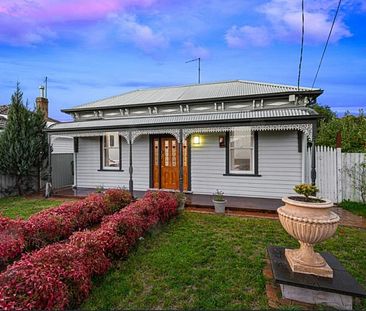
[0,189,131,270]
[0,191,178,310]
[0,217,26,269]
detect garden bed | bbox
[0,189,132,270]
[0,191,178,310]
[340,201,366,218]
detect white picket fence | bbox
[306,146,365,203]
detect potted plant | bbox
[175,192,186,211]
[212,189,226,214]
[277,183,340,278]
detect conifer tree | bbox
[0,85,48,194]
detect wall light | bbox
[192,135,201,145]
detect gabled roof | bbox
[48,107,318,133]
[63,80,323,112]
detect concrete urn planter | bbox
[213,200,226,214]
[277,196,340,278]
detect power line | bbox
[297,0,305,91]
[312,0,342,88]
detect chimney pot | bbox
[36,85,48,121]
[39,85,45,98]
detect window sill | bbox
[223,173,261,177]
[98,169,124,172]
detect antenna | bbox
[185,57,201,84]
[44,76,48,98]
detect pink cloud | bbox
[0,0,156,21]
[0,0,158,45]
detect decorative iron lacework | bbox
[183,123,313,140]
[49,123,313,145]
[119,131,130,143]
[128,129,181,144]
[48,131,108,138]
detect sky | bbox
[0,0,365,121]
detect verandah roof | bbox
[47,107,318,133]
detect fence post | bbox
[336,148,342,203]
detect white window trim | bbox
[102,133,121,170]
[229,131,255,174]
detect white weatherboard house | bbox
[47,80,322,199]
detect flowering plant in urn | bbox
[277,183,340,278]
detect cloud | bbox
[183,42,210,59]
[109,14,168,53]
[225,26,270,48]
[226,0,353,48]
[0,0,158,46]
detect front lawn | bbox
[83,212,366,310]
[340,200,366,218]
[0,196,67,219]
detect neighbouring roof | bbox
[48,107,318,133]
[63,80,323,112]
[0,105,9,115]
[0,104,59,124]
[0,116,6,129]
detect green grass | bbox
[82,213,366,310]
[0,196,66,219]
[340,200,366,218]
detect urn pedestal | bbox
[277,197,340,278]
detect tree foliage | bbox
[313,103,366,153]
[0,85,48,195]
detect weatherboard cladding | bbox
[67,80,321,111]
[75,131,301,198]
[48,108,317,132]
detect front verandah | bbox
[52,186,366,228]
[48,121,317,198]
[53,187,282,213]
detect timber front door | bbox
[152,136,189,191]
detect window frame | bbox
[99,133,123,171]
[224,131,260,177]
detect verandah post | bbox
[179,129,184,192]
[311,121,317,186]
[129,132,134,197]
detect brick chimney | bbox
[36,85,48,120]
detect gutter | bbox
[45,114,320,134]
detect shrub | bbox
[103,188,132,213]
[0,217,26,270]
[293,183,319,201]
[212,189,225,202]
[0,242,110,310]
[0,189,131,270]
[0,191,178,310]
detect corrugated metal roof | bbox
[48,108,317,132]
[66,80,322,111]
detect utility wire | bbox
[311,0,342,88]
[297,0,305,91]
